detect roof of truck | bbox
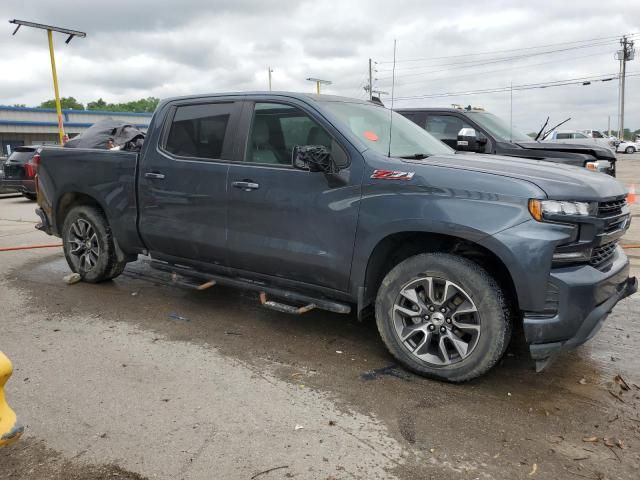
[159,92,374,106]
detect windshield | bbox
[321,101,453,157]
[466,111,532,143]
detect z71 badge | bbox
[370,169,415,180]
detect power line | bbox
[393,72,640,101]
[377,32,638,64]
[377,40,621,79]
[379,47,615,88]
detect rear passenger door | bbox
[138,100,241,266]
[225,100,363,292]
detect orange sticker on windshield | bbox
[364,131,379,141]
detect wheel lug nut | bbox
[428,324,435,331]
[446,318,452,324]
[440,326,447,333]
[429,306,435,312]
[440,308,446,313]
[424,315,430,320]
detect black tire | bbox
[375,253,511,382]
[22,193,37,201]
[61,205,127,283]
[625,146,635,154]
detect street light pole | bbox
[9,19,86,144]
[306,77,332,94]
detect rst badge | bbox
[370,169,415,180]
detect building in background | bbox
[0,106,153,154]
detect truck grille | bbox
[590,241,618,267]
[598,198,626,217]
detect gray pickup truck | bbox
[34,92,637,381]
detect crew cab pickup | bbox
[34,92,637,382]
[396,107,617,176]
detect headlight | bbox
[528,199,591,221]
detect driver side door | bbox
[226,100,363,292]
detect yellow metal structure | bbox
[47,29,65,144]
[0,351,23,447]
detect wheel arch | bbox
[357,231,518,319]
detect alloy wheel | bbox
[67,218,100,271]
[392,276,481,366]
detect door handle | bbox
[232,181,260,191]
[145,172,165,180]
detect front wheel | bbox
[375,253,511,382]
[625,146,635,154]
[61,205,127,283]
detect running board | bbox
[149,260,351,315]
[259,292,316,315]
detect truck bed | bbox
[36,146,142,254]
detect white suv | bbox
[543,130,615,153]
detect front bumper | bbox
[524,248,637,370]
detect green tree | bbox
[85,96,159,113]
[39,97,84,110]
[86,98,108,110]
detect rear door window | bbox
[164,103,238,160]
[556,133,572,139]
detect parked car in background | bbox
[543,130,615,153]
[616,140,640,154]
[33,92,636,381]
[1,146,40,200]
[396,107,618,176]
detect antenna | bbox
[387,39,397,158]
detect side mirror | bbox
[456,128,482,152]
[293,145,335,173]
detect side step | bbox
[149,260,351,315]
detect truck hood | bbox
[515,141,616,161]
[420,153,626,201]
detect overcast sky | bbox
[1,0,638,133]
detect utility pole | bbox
[10,19,86,144]
[268,67,273,91]
[368,58,373,100]
[616,35,635,140]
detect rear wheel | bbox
[61,205,127,283]
[625,146,635,154]
[375,253,511,382]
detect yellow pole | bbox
[316,81,320,95]
[47,29,65,144]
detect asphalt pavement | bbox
[1,156,639,480]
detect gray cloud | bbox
[0,0,638,132]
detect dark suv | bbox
[1,146,40,200]
[397,108,617,176]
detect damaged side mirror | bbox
[293,145,336,173]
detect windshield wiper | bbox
[398,153,430,159]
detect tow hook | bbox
[0,351,24,448]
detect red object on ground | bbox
[0,244,62,252]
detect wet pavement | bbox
[1,157,639,479]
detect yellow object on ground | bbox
[0,351,23,447]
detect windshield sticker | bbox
[363,131,379,141]
[371,169,415,180]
